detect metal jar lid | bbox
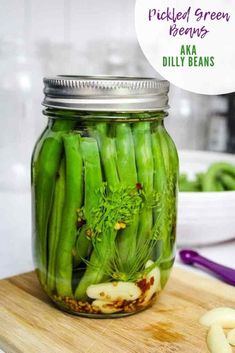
[43,75,170,112]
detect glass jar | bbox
[32,76,178,318]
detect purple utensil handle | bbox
[180,249,235,286]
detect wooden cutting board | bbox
[1,267,235,353]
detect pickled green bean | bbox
[75,124,120,299]
[151,122,167,220]
[133,122,154,247]
[115,123,139,271]
[95,123,119,188]
[56,134,83,297]
[33,120,76,286]
[151,123,170,259]
[74,137,103,266]
[34,135,64,286]
[47,159,65,293]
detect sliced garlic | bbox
[227,328,235,346]
[139,260,161,306]
[207,324,232,353]
[87,281,141,301]
[200,307,235,328]
[92,300,122,314]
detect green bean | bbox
[51,119,76,132]
[215,180,225,191]
[115,123,137,186]
[75,230,116,300]
[219,173,235,190]
[95,123,119,188]
[162,127,179,253]
[179,175,201,192]
[179,171,202,192]
[151,123,171,260]
[202,162,235,191]
[151,123,178,286]
[165,129,179,182]
[56,134,83,297]
[75,124,119,299]
[33,119,76,287]
[115,123,139,272]
[132,122,153,248]
[151,122,167,220]
[47,159,65,293]
[34,135,64,286]
[74,138,103,266]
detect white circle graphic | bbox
[135,0,235,95]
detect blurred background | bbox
[0,0,234,278]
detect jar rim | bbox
[42,75,170,112]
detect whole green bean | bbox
[133,122,154,248]
[151,122,178,286]
[74,138,103,266]
[115,123,139,271]
[95,123,119,188]
[33,119,76,286]
[56,134,83,297]
[47,159,65,293]
[34,135,64,286]
[163,129,179,184]
[203,162,235,191]
[151,123,170,260]
[151,122,167,221]
[162,127,179,252]
[75,124,119,299]
[158,125,178,259]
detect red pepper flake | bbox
[137,278,151,293]
[77,219,86,228]
[150,276,154,286]
[136,183,143,191]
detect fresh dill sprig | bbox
[78,178,176,283]
[88,183,143,241]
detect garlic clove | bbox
[200,307,235,328]
[87,281,141,301]
[139,260,161,306]
[207,324,232,353]
[227,328,235,346]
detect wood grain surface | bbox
[1,267,235,353]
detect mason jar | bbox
[32,76,179,318]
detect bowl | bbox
[177,150,235,246]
